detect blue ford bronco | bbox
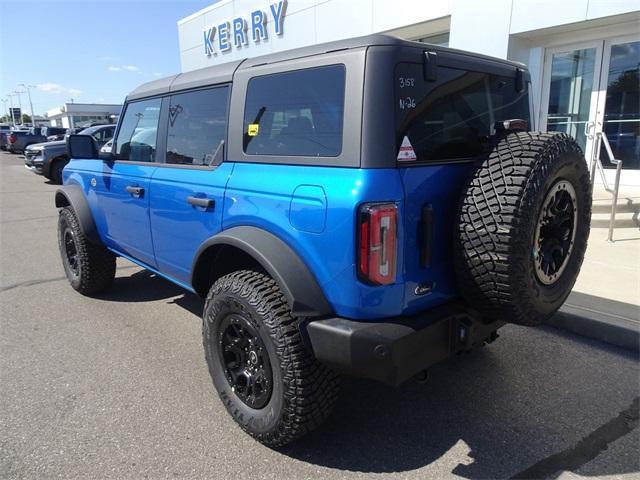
[55,35,591,446]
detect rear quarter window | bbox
[243,65,346,157]
[395,63,530,163]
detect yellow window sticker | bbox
[248,124,259,136]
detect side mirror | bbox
[66,134,99,159]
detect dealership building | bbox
[45,103,122,129]
[178,0,639,185]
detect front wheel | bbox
[50,157,69,184]
[203,270,340,447]
[58,207,116,295]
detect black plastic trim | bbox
[54,184,101,245]
[306,302,503,386]
[420,204,433,268]
[191,226,333,317]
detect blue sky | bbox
[0,0,217,116]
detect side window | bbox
[115,98,162,162]
[243,65,346,157]
[92,128,110,142]
[102,126,115,141]
[166,86,229,166]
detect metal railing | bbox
[585,124,623,242]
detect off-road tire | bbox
[57,207,116,295]
[50,157,69,184]
[203,270,340,447]
[454,132,591,326]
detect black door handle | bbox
[125,185,144,197]
[187,196,215,209]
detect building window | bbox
[72,115,112,128]
[417,32,450,47]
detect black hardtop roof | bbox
[127,34,525,101]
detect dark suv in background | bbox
[25,124,115,183]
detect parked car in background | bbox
[5,127,61,153]
[24,124,116,184]
[0,124,11,151]
[100,138,113,154]
[43,127,71,142]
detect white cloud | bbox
[36,83,83,96]
[109,64,140,72]
[153,72,162,77]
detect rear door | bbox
[94,98,162,266]
[148,85,232,284]
[394,59,531,310]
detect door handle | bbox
[126,185,144,197]
[584,121,595,139]
[187,196,215,209]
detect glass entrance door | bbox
[541,36,640,184]
[597,37,640,174]
[540,41,603,161]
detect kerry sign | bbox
[203,1,287,57]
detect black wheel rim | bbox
[218,314,273,409]
[63,228,79,276]
[533,180,578,285]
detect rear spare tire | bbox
[455,132,591,326]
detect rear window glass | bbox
[395,64,530,163]
[243,65,346,157]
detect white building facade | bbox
[45,103,122,129]
[178,0,640,185]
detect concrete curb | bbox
[548,292,640,352]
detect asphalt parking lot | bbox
[1,150,638,480]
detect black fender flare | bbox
[54,184,101,245]
[191,226,333,317]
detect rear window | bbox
[243,65,346,157]
[395,63,530,163]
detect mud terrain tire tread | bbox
[203,270,340,447]
[454,132,591,326]
[58,207,116,295]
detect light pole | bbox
[7,94,15,126]
[18,84,36,127]
[1,99,8,123]
[13,90,23,124]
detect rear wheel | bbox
[455,132,591,326]
[203,270,340,447]
[58,207,116,295]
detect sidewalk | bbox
[548,185,640,351]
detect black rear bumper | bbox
[306,303,502,386]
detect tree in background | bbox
[21,113,32,124]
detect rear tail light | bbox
[9,134,17,143]
[357,203,398,285]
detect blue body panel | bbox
[149,164,234,284]
[63,158,474,321]
[64,159,157,266]
[397,163,474,314]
